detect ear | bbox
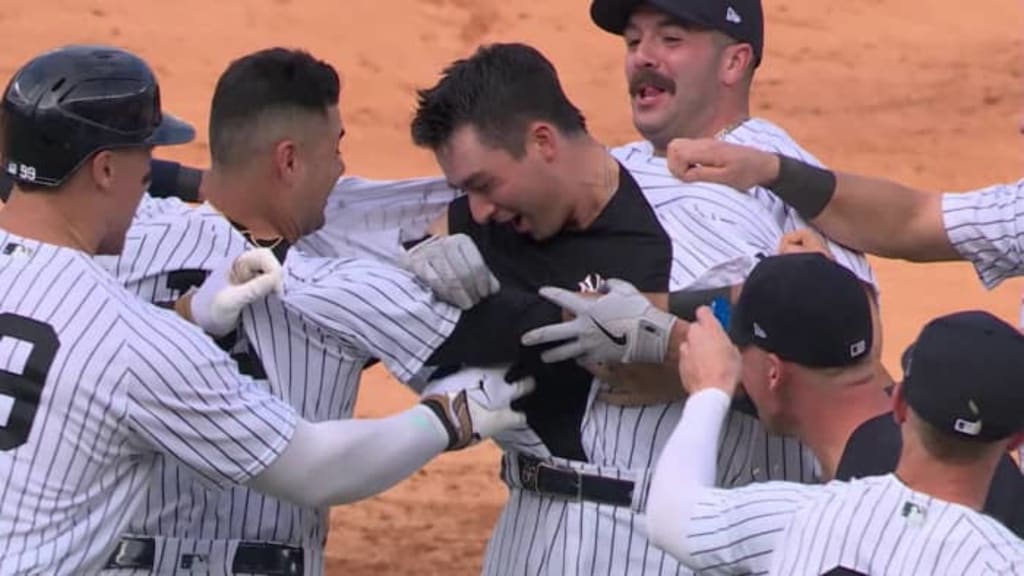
[273,139,300,184]
[89,150,116,191]
[720,43,754,86]
[891,381,907,423]
[527,122,558,163]
[766,352,784,392]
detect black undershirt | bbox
[427,163,672,460]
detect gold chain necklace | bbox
[714,117,750,140]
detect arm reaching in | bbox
[665,138,958,262]
[247,367,533,507]
[176,248,283,336]
[646,306,742,564]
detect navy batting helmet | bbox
[1,44,194,187]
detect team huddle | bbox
[0,0,1022,574]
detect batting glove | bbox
[184,248,283,337]
[420,367,535,451]
[401,234,500,310]
[521,279,677,365]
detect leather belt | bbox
[104,536,305,575]
[502,453,634,507]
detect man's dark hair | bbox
[411,43,587,157]
[210,47,340,167]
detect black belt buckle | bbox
[514,454,634,508]
[104,536,156,569]
[520,456,583,500]
[232,542,305,576]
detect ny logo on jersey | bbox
[821,569,868,576]
[578,273,605,294]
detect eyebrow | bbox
[625,14,709,34]
[451,171,489,191]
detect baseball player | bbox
[646,306,1024,574]
[90,47,534,575]
[0,44,529,575]
[464,1,884,571]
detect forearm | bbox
[818,172,956,261]
[247,407,448,508]
[764,156,955,261]
[646,389,731,561]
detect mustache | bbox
[628,69,677,96]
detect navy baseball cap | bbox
[729,253,872,368]
[901,311,1024,442]
[590,0,764,65]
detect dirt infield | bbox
[2,0,1021,573]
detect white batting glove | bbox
[401,234,500,310]
[420,367,535,451]
[188,248,283,337]
[521,279,677,365]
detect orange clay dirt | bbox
[1,0,1021,573]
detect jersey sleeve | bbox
[296,175,459,262]
[121,305,297,489]
[942,180,1024,289]
[672,482,810,573]
[280,255,461,382]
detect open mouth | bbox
[633,83,668,105]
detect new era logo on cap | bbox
[954,418,982,436]
[753,322,767,339]
[849,340,867,358]
[726,6,742,23]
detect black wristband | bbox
[148,160,203,202]
[669,286,733,321]
[176,165,203,203]
[766,154,837,220]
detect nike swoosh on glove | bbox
[520,278,676,365]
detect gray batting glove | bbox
[420,367,535,451]
[521,279,677,365]
[401,234,500,310]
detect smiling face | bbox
[434,124,572,241]
[623,6,735,149]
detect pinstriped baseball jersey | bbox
[601,142,823,488]
[0,230,296,575]
[672,474,1024,575]
[942,180,1024,289]
[724,118,877,286]
[96,196,459,574]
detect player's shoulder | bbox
[728,118,824,167]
